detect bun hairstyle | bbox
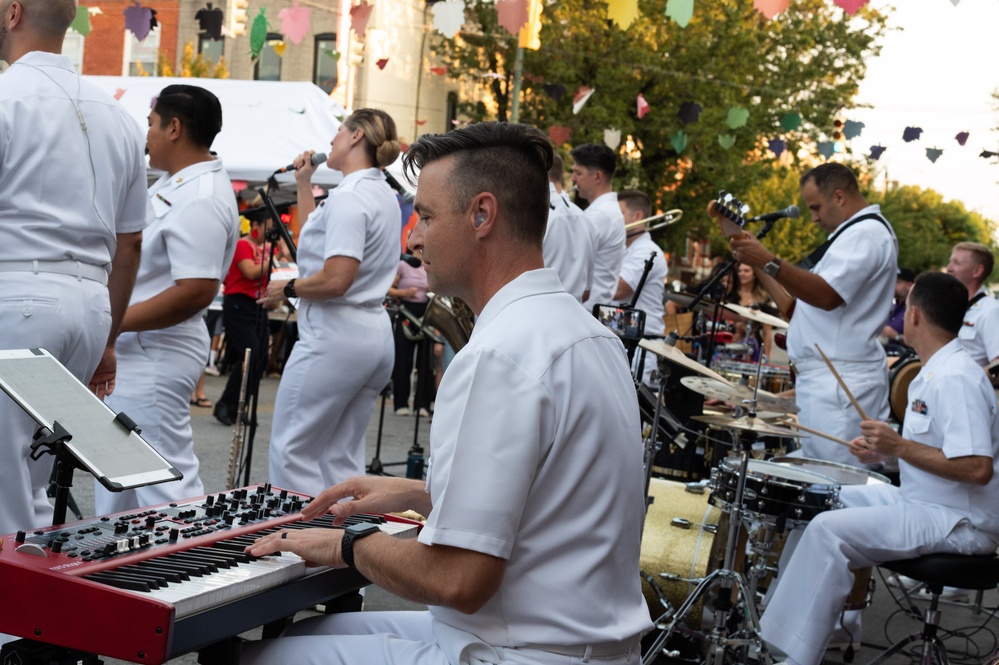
[345,108,401,168]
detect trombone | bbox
[624,208,683,231]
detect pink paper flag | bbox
[496,0,529,35]
[572,86,595,115]
[833,0,869,14]
[278,2,311,45]
[753,0,788,19]
[548,125,572,145]
[430,66,448,76]
[376,58,389,70]
[350,2,373,37]
[637,92,650,119]
[114,89,126,101]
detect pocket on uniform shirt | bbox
[905,411,931,435]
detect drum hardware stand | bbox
[643,393,775,665]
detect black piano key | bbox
[106,568,169,589]
[186,547,241,567]
[191,546,252,566]
[123,563,184,583]
[144,557,206,577]
[164,552,217,574]
[85,571,152,592]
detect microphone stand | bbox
[225,188,301,487]
[680,219,780,366]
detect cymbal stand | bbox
[643,394,774,665]
[642,356,672,510]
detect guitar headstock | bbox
[707,191,751,238]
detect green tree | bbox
[431,0,888,256]
[869,183,996,273]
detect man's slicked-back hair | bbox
[153,84,224,150]
[403,122,554,246]
[908,272,967,336]
[618,189,651,219]
[569,143,616,178]
[800,162,860,198]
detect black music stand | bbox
[0,348,180,526]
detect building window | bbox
[124,27,161,76]
[254,33,284,81]
[62,32,85,73]
[313,33,338,94]
[198,33,224,66]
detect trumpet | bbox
[624,208,684,231]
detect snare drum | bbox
[709,457,840,527]
[770,457,890,487]
[888,355,921,425]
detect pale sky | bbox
[851,0,999,227]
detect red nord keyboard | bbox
[0,484,420,664]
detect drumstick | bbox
[814,343,869,421]
[777,418,854,448]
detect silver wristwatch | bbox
[763,257,782,277]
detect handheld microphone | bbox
[384,171,415,204]
[401,253,422,268]
[749,205,800,223]
[274,152,327,174]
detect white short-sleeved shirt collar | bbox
[542,182,594,302]
[582,192,626,308]
[958,287,999,366]
[130,159,239,308]
[787,204,897,364]
[900,339,999,537]
[0,52,148,267]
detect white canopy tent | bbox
[84,76,413,194]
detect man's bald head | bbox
[1,0,76,61]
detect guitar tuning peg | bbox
[722,192,734,204]
[718,190,727,199]
[740,204,751,215]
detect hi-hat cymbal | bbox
[691,414,805,438]
[638,339,732,384]
[722,303,789,329]
[680,376,799,414]
[664,292,720,314]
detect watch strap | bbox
[284,278,297,299]
[341,523,379,568]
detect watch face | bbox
[347,522,380,536]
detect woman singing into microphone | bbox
[260,109,401,494]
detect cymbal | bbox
[691,414,805,438]
[664,292,720,314]
[638,339,732,384]
[722,303,789,329]
[680,376,799,414]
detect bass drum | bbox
[888,355,921,425]
[640,479,724,625]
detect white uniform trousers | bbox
[95,325,208,515]
[269,302,393,496]
[790,359,888,468]
[760,484,998,665]
[241,610,641,665]
[0,273,111,536]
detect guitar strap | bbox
[797,213,891,271]
[968,291,987,310]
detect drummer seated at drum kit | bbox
[759,272,999,665]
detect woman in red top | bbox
[214,217,271,425]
